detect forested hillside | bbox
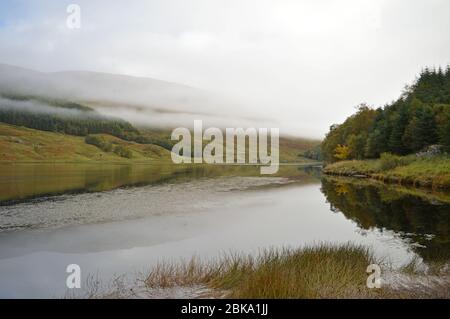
[0,93,318,163]
[0,94,174,150]
[322,67,450,162]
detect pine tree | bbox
[388,104,410,154]
[407,106,439,151]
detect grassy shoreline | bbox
[144,243,380,298]
[323,155,450,190]
[79,244,449,299]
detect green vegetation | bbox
[0,126,318,166]
[0,93,94,111]
[141,243,449,298]
[144,244,379,298]
[0,93,319,163]
[321,67,450,191]
[113,144,133,159]
[323,154,450,189]
[278,136,321,163]
[322,67,450,162]
[0,93,177,150]
[301,144,323,161]
[85,135,133,158]
[0,123,170,162]
[85,135,113,152]
[0,94,138,138]
[0,93,320,161]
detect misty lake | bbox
[0,163,449,298]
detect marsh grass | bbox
[144,243,388,298]
[70,244,449,299]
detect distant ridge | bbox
[0,63,274,129]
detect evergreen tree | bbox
[322,66,450,161]
[388,104,410,154]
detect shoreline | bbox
[71,244,450,299]
[322,155,450,191]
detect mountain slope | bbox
[0,63,207,110]
[0,63,321,163]
[0,63,266,129]
[0,123,171,162]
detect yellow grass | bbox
[0,123,171,162]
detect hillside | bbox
[0,123,319,163]
[0,63,214,113]
[0,64,320,163]
[0,63,269,130]
[0,123,171,162]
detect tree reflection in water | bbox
[320,177,450,263]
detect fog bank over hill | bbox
[1,1,450,138]
[0,63,278,132]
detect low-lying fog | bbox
[0,64,279,132]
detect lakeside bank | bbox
[323,154,450,190]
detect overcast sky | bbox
[1,0,449,138]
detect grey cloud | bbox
[0,0,449,137]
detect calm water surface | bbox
[0,163,448,298]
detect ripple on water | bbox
[0,176,290,232]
